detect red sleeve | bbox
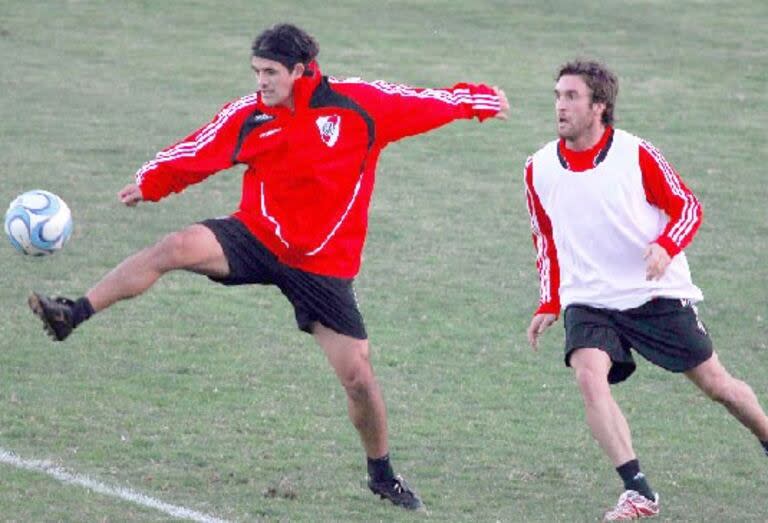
[334,79,501,145]
[524,158,561,316]
[135,94,258,202]
[639,142,703,257]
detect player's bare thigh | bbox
[153,224,230,278]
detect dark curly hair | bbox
[251,23,319,71]
[557,60,618,126]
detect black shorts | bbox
[200,217,367,340]
[564,298,713,384]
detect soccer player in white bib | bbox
[524,60,768,521]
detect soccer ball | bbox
[4,190,73,256]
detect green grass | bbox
[1,1,767,521]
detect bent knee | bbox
[338,360,376,399]
[573,364,609,387]
[151,228,205,270]
[572,365,611,403]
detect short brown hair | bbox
[557,60,618,126]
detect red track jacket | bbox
[136,61,501,277]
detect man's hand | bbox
[527,313,557,351]
[118,183,143,207]
[492,86,509,120]
[644,243,672,281]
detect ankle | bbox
[616,459,655,500]
[367,454,395,483]
[71,297,95,327]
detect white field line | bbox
[0,447,232,523]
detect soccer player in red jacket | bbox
[29,23,509,510]
[524,59,768,521]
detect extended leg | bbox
[30,224,229,340]
[86,224,229,311]
[686,352,768,443]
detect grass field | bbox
[1,1,767,521]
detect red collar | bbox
[557,126,614,172]
[258,60,322,116]
[291,60,322,111]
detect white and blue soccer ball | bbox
[4,190,73,256]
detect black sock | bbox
[367,454,395,484]
[761,440,768,457]
[616,459,655,500]
[71,297,95,327]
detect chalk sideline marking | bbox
[0,447,232,523]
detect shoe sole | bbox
[369,488,426,512]
[373,495,427,512]
[28,292,65,341]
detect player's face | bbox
[554,75,605,145]
[251,56,304,109]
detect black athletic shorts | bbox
[564,298,713,384]
[200,217,367,340]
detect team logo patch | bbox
[316,115,341,147]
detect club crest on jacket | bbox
[316,115,341,147]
